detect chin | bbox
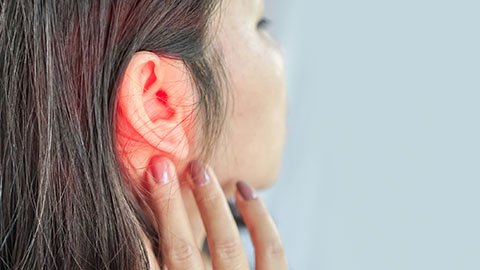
[220,161,282,197]
[253,159,283,191]
[261,127,287,188]
[261,170,282,190]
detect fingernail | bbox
[149,156,172,185]
[189,160,211,187]
[236,180,257,201]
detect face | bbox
[210,0,287,195]
[127,1,287,267]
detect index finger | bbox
[188,161,249,269]
[146,156,204,269]
[235,181,288,270]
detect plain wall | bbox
[261,1,480,269]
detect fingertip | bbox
[236,180,258,201]
[148,156,175,186]
[187,160,212,187]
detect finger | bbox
[235,181,288,270]
[146,156,204,270]
[188,161,249,269]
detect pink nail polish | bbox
[150,156,172,185]
[189,160,211,187]
[236,180,257,201]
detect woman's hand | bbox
[144,156,288,270]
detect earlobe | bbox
[117,51,191,160]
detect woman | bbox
[0,0,287,269]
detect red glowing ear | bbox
[116,52,191,160]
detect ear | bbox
[117,51,194,161]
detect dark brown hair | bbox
[0,0,228,268]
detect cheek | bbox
[222,47,287,188]
[211,19,287,188]
[240,44,287,143]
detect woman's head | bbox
[117,0,287,195]
[0,0,286,268]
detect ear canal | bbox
[156,89,168,105]
[155,90,175,119]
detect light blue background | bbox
[260,1,480,269]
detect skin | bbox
[142,157,288,269]
[211,0,287,194]
[115,0,287,268]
